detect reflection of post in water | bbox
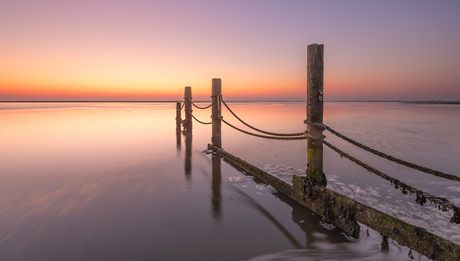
[176,102,181,155]
[176,128,181,156]
[211,155,222,221]
[220,159,303,249]
[274,191,348,248]
[184,130,192,181]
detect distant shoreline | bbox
[403,101,460,104]
[0,100,459,104]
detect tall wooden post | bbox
[176,102,182,130]
[211,79,222,148]
[184,86,192,132]
[176,102,181,147]
[306,44,325,186]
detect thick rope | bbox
[192,101,212,110]
[191,114,212,125]
[222,119,309,140]
[323,140,460,223]
[222,99,305,137]
[180,102,185,110]
[305,120,460,183]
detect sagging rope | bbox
[305,120,460,183]
[191,114,212,125]
[323,140,460,224]
[192,101,212,110]
[222,99,305,137]
[222,118,324,140]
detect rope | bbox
[191,114,212,125]
[192,101,212,110]
[323,140,460,222]
[305,120,460,183]
[181,102,185,110]
[222,99,305,137]
[222,119,309,140]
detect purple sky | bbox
[1,0,459,101]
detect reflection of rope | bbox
[192,102,212,109]
[192,114,212,125]
[222,119,309,140]
[222,99,305,137]
[305,120,460,183]
[323,140,460,223]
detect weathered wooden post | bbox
[176,102,181,147]
[176,102,182,130]
[306,44,325,186]
[211,78,222,148]
[184,86,192,132]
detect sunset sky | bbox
[1,0,460,101]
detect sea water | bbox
[0,102,459,260]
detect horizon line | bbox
[1,100,460,104]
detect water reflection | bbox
[184,131,192,182]
[229,183,303,249]
[176,121,181,156]
[221,159,303,249]
[211,155,222,221]
[1,102,451,260]
[274,191,349,247]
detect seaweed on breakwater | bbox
[209,144,460,260]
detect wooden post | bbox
[176,102,182,130]
[306,44,325,186]
[176,102,181,147]
[184,86,192,132]
[211,79,222,148]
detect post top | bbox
[212,79,221,95]
[184,86,192,96]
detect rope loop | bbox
[192,101,212,110]
[304,120,326,130]
[191,114,212,125]
[323,140,460,223]
[305,120,460,182]
[222,119,307,140]
[222,99,305,137]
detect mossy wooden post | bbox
[211,78,222,148]
[184,86,192,132]
[306,44,325,186]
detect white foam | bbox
[255,184,275,192]
[319,221,336,230]
[263,164,306,184]
[447,186,460,193]
[228,176,253,183]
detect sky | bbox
[1,0,460,101]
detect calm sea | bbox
[1,102,459,261]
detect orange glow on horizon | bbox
[1,1,460,102]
